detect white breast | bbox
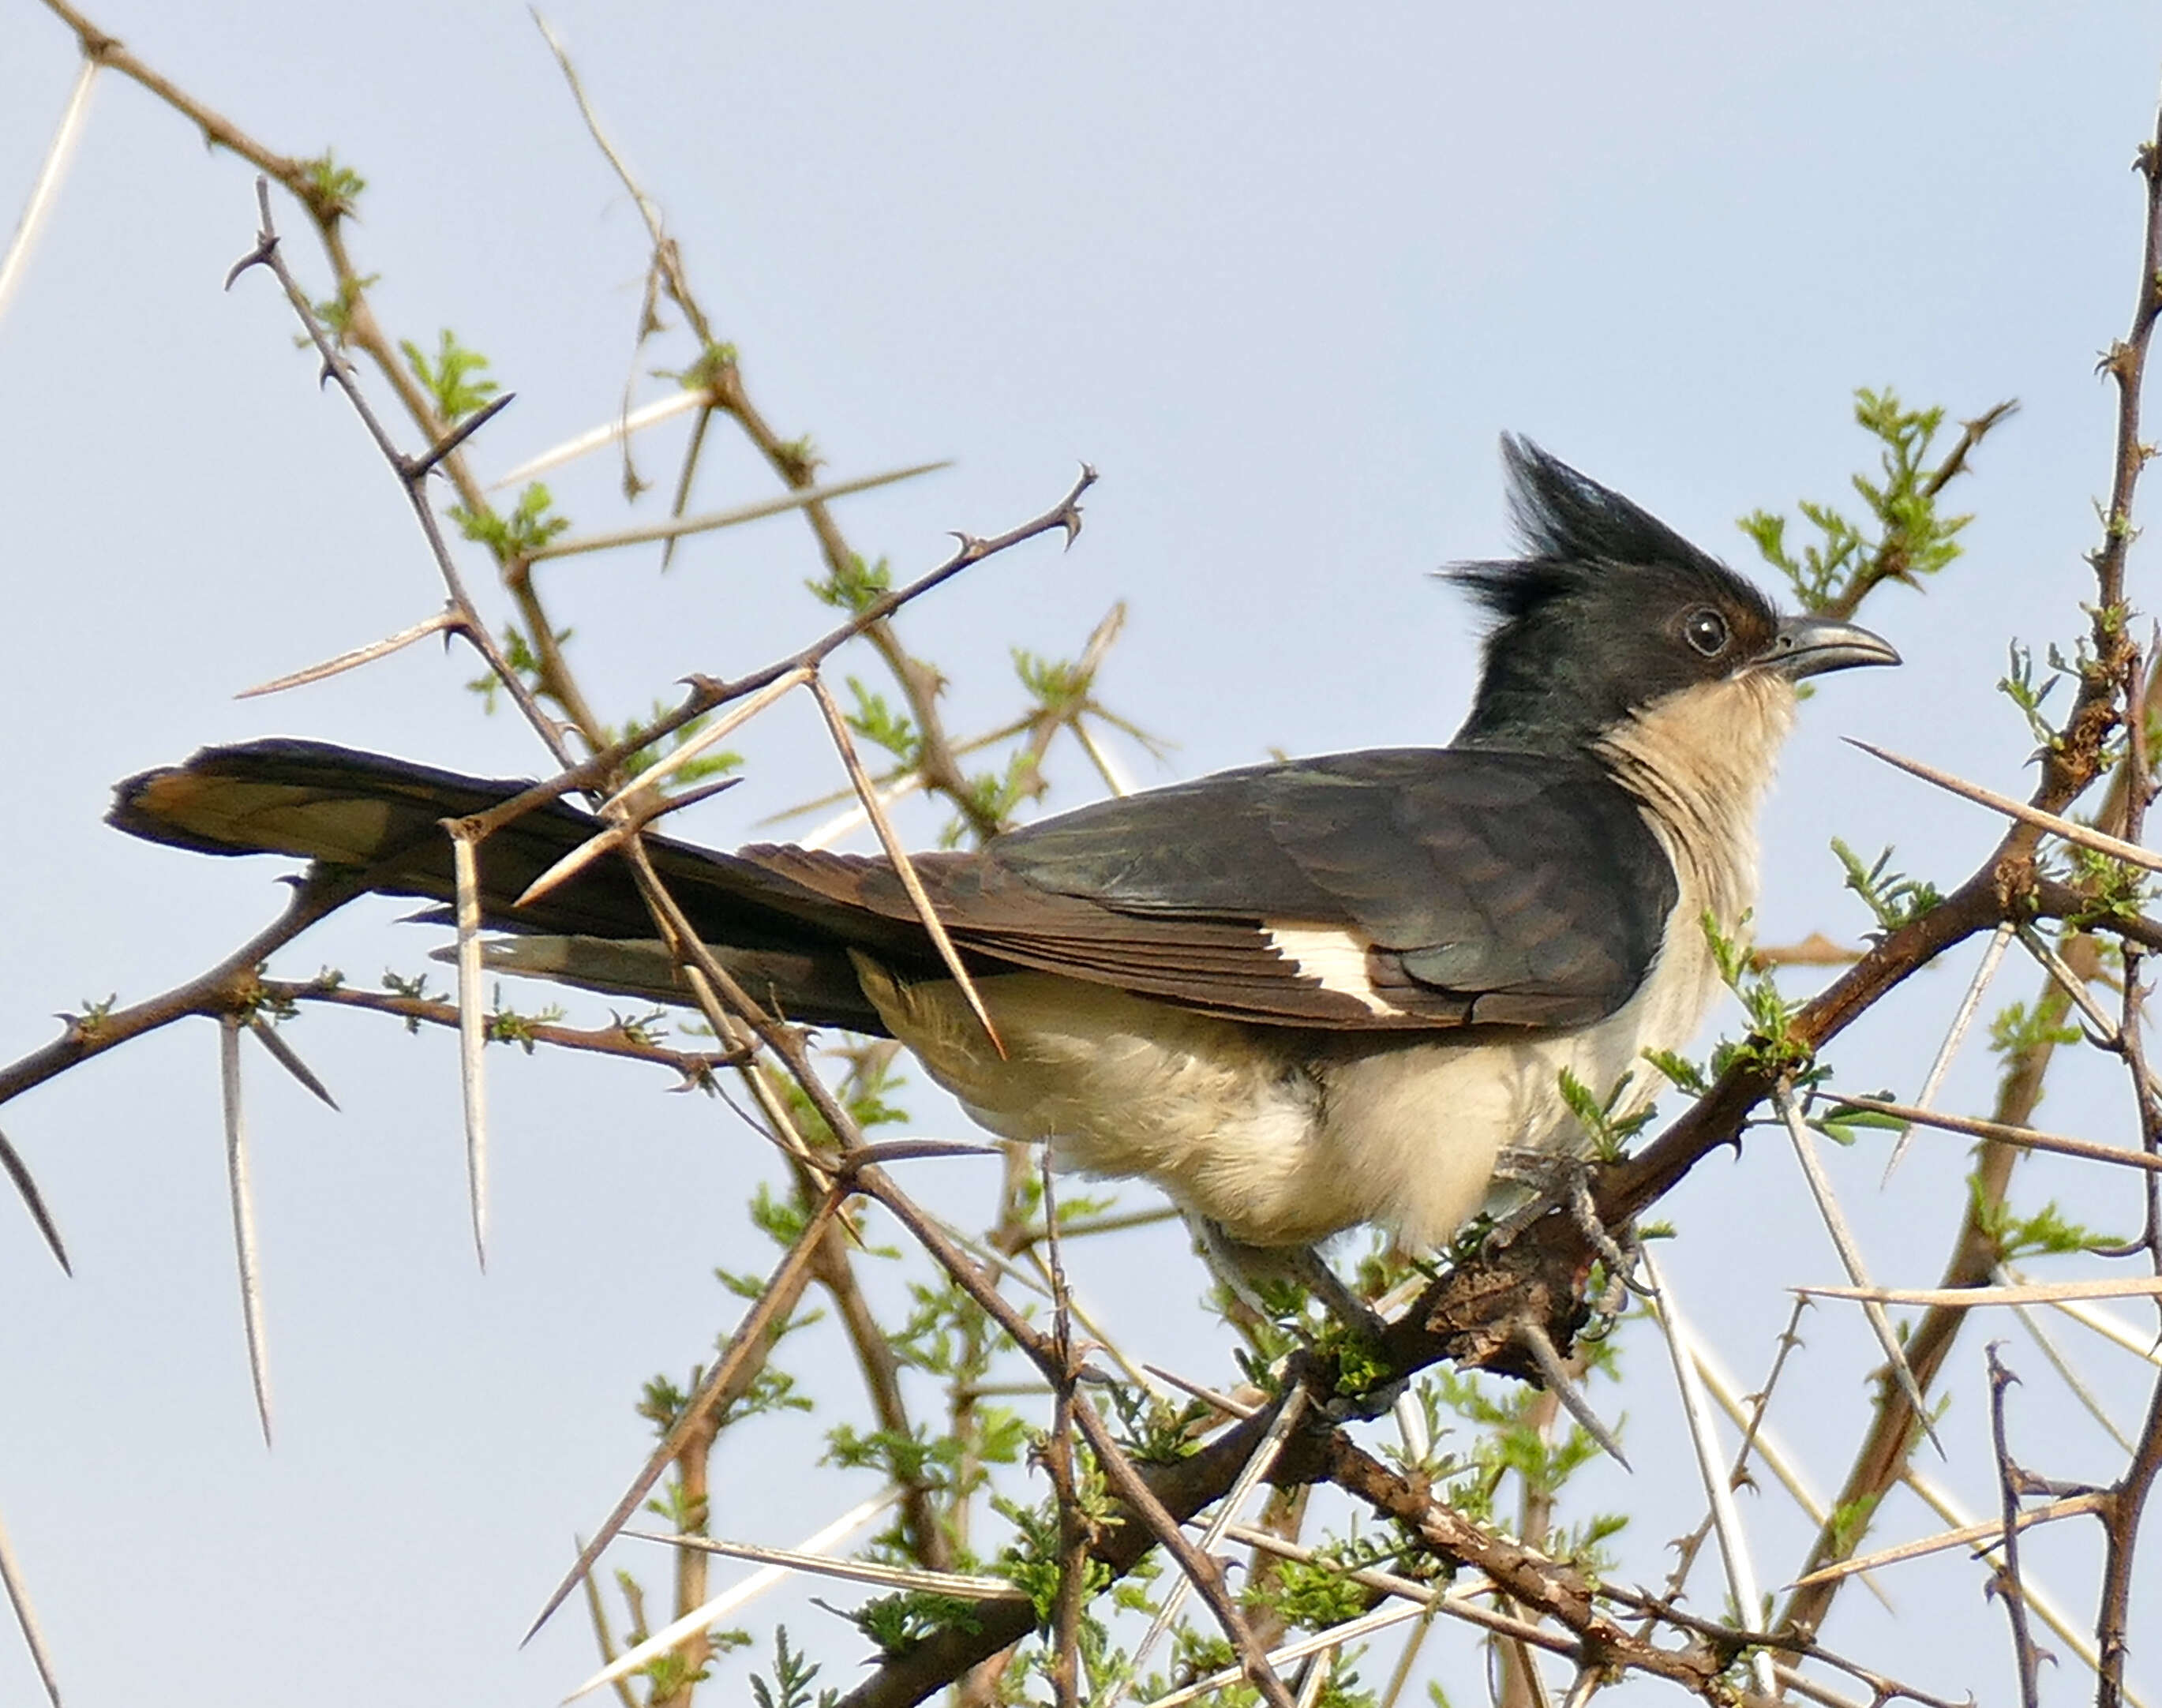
[853,670,1798,1258]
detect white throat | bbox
[1593,669,1798,931]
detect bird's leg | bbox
[1191,1218,1390,1345]
[1490,1146,1645,1304]
[1287,1248,1392,1347]
[1562,1168,1651,1321]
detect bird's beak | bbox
[1759,614,1902,680]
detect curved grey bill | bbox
[1761,615,1902,679]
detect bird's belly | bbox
[853,935,1721,1254]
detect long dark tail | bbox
[108,738,950,1030]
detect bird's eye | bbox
[1682,607,1729,658]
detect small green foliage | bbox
[298,151,367,220]
[70,994,118,1037]
[464,620,569,712]
[1813,1097,1909,1147]
[1823,1491,1883,1561]
[774,433,819,482]
[1642,1047,1710,1096]
[1830,839,1943,933]
[992,1476,1115,1625]
[747,1181,814,1249]
[452,482,569,561]
[852,1590,985,1657]
[243,982,299,1024]
[308,272,380,346]
[826,1422,960,1494]
[749,1627,834,1708]
[807,552,894,615]
[1988,997,2082,1062]
[1702,912,1814,1081]
[1014,646,1092,719]
[1253,1534,1398,1631]
[604,703,743,785]
[673,341,740,391]
[609,1006,671,1050]
[844,676,920,764]
[2061,840,2150,927]
[1103,1383,1210,1465]
[1999,639,2067,750]
[758,1047,909,1156]
[1737,388,1980,616]
[944,751,1041,845]
[1556,1066,1655,1162]
[485,985,565,1053]
[1418,1364,1627,1564]
[380,970,431,1032]
[400,328,499,422]
[1969,1174,2121,1259]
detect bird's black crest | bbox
[1448,435,1742,622]
[1444,436,1781,755]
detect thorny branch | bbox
[14,10,2162,1708]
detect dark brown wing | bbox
[110,739,1675,1033]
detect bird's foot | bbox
[1489,1148,1648,1319]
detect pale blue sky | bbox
[2,5,2158,1704]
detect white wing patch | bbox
[1263,923,1409,1017]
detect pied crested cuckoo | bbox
[108,440,1895,1299]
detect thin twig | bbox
[1797,1278,2162,1308]
[521,1186,846,1642]
[1984,1344,2046,1708]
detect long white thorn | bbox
[807,673,1002,1053]
[1123,1388,1310,1692]
[1848,740,2162,874]
[1641,1249,1778,1699]
[236,608,458,699]
[450,828,489,1269]
[1886,922,2012,1178]
[0,1504,62,1707]
[0,57,99,331]
[1774,1084,1941,1454]
[219,1017,273,1447]
[490,389,710,489]
[557,1492,901,1702]
[596,666,811,811]
[2003,1260,2162,1367]
[526,463,950,561]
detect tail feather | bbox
[109,738,942,1028]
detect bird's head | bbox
[1448,436,1898,758]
